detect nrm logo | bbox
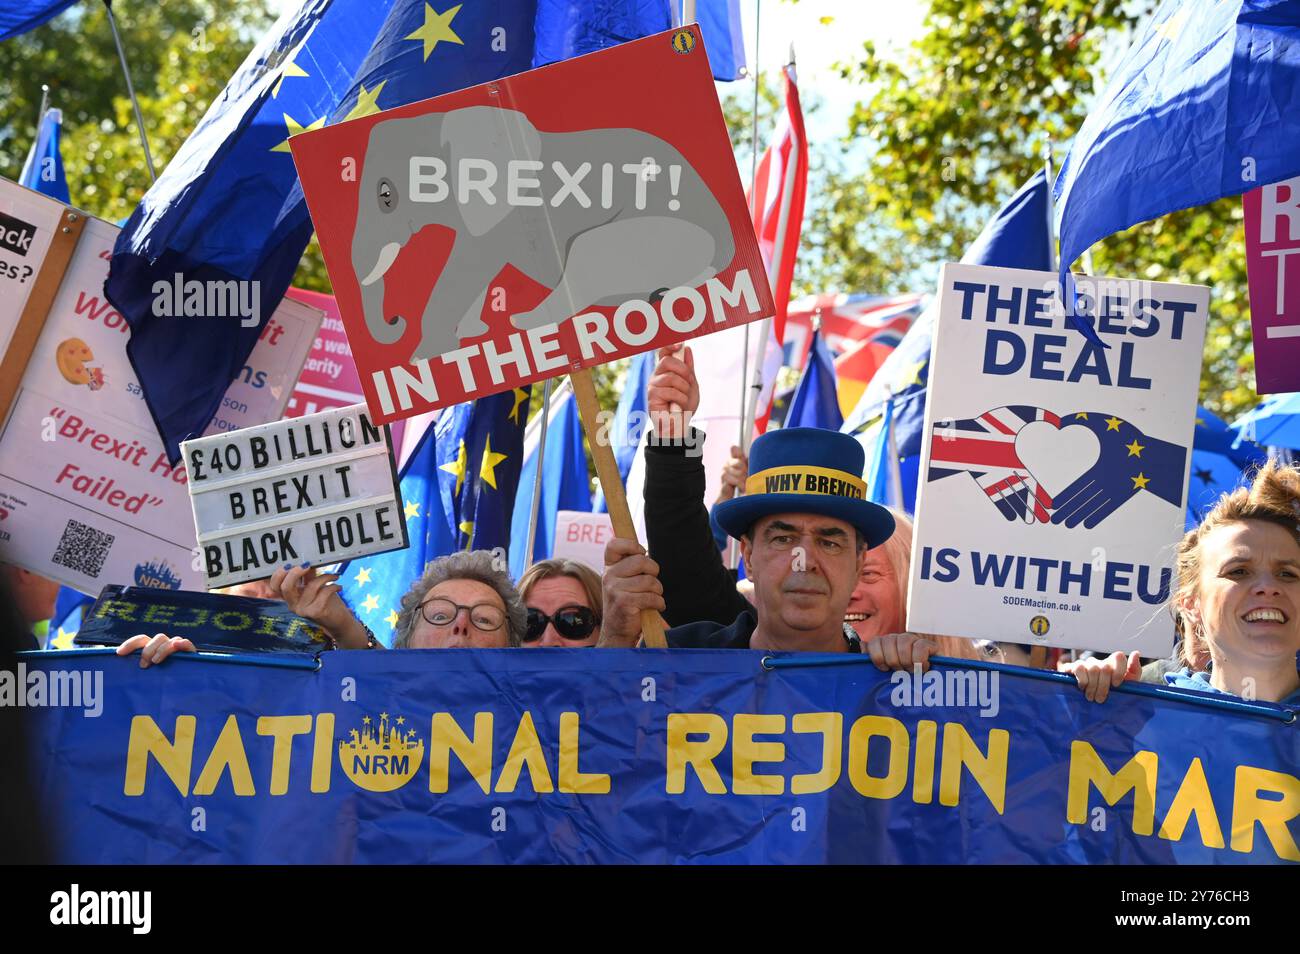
[339,711,425,792]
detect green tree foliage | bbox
[1,1,274,218]
[823,0,1257,416]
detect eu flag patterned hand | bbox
[1049,413,1187,529]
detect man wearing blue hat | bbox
[600,425,896,651]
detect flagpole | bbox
[738,0,761,454]
[728,0,762,572]
[103,0,157,183]
[524,377,554,569]
[1043,139,1060,273]
[37,84,50,124]
[741,47,798,449]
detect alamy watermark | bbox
[889,663,1000,718]
[0,664,103,718]
[151,273,261,328]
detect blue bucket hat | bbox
[713,427,896,548]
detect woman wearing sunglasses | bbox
[517,559,603,647]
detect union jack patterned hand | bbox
[927,405,1059,524]
[1049,413,1187,529]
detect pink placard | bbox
[1244,176,1300,394]
[283,287,365,417]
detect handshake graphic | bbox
[927,405,1187,530]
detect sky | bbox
[731,0,927,144]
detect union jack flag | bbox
[928,405,1059,523]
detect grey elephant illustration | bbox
[351,105,736,361]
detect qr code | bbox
[51,519,115,579]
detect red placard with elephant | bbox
[291,26,772,425]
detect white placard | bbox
[0,182,62,358]
[0,178,322,595]
[907,263,1208,656]
[182,404,406,588]
[551,510,615,572]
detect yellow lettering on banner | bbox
[791,712,842,795]
[939,723,1009,814]
[1157,757,1224,848]
[256,715,312,796]
[847,716,909,800]
[559,712,609,794]
[124,715,196,796]
[1066,741,1157,836]
[732,714,786,796]
[1230,766,1300,861]
[429,712,494,795]
[495,711,554,794]
[193,715,256,796]
[665,713,728,794]
[912,720,938,804]
[311,713,334,793]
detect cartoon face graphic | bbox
[55,338,99,387]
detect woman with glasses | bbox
[116,550,527,664]
[516,559,602,647]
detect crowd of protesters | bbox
[11,344,1294,710]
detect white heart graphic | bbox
[1014,420,1101,501]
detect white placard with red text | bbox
[551,510,614,571]
[0,181,322,594]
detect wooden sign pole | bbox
[0,207,87,425]
[569,367,669,648]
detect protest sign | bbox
[1244,176,1300,394]
[0,179,63,358]
[0,187,322,595]
[74,585,331,653]
[290,25,772,425]
[181,403,406,588]
[908,263,1208,656]
[283,287,365,418]
[22,649,1298,864]
[552,509,615,569]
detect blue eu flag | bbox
[19,107,69,203]
[594,351,654,513]
[785,326,842,431]
[509,388,592,579]
[842,169,1053,511]
[105,0,541,462]
[435,387,533,555]
[1054,0,1300,291]
[0,0,75,40]
[338,420,454,646]
[1188,406,1267,529]
[533,0,745,80]
[339,386,530,644]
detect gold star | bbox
[272,55,308,98]
[341,81,387,122]
[1105,416,1123,432]
[405,3,464,61]
[459,520,475,546]
[361,593,380,613]
[895,358,926,390]
[354,566,372,586]
[49,626,76,651]
[1126,439,1145,457]
[363,715,372,725]
[440,439,467,496]
[479,434,508,489]
[396,716,405,725]
[384,609,399,628]
[1132,473,1150,491]
[1074,412,1089,420]
[508,387,529,424]
[404,499,420,519]
[271,113,325,153]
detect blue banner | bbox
[20,650,1298,863]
